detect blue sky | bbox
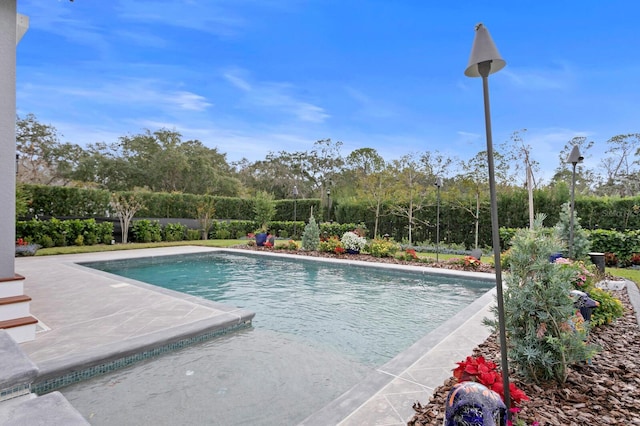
[15,1,640,182]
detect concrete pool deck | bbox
[16,246,499,425]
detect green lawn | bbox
[36,239,245,256]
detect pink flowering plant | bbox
[554,257,595,289]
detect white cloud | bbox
[501,63,574,90]
[223,69,330,123]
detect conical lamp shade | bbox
[567,145,584,164]
[464,23,506,77]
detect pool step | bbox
[0,275,36,343]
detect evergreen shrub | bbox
[487,215,599,384]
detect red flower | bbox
[334,247,345,254]
[452,356,528,407]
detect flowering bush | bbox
[15,238,39,257]
[630,253,640,265]
[340,231,366,252]
[334,246,345,255]
[554,257,594,289]
[367,238,400,257]
[274,239,299,251]
[318,236,342,253]
[449,256,482,270]
[452,356,529,407]
[397,248,418,261]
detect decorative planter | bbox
[346,249,360,255]
[255,233,268,247]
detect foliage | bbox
[445,256,482,270]
[488,215,599,384]
[15,239,39,257]
[588,229,640,266]
[341,231,367,252]
[604,252,619,267]
[587,288,625,327]
[110,192,144,243]
[194,196,215,240]
[397,248,419,261]
[302,215,321,251]
[554,201,591,259]
[131,220,162,243]
[16,218,113,247]
[16,185,29,219]
[186,229,201,241]
[253,191,276,232]
[367,238,400,258]
[452,356,529,407]
[318,236,342,253]
[163,223,187,242]
[553,258,596,289]
[274,240,299,251]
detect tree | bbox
[501,129,540,229]
[253,191,276,232]
[344,148,392,237]
[387,153,432,244]
[551,136,595,194]
[301,211,320,251]
[110,192,144,243]
[454,151,502,249]
[554,202,591,260]
[598,133,640,196]
[15,113,82,185]
[194,196,216,240]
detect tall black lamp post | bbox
[326,188,331,222]
[434,177,443,262]
[15,154,19,176]
[293,185,299,238]
[465,23,511,410]
[567,145,583,259]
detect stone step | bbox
[0,275,25,299]
[0,295,32,322]
[0,317,37,343]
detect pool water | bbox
[62,251,493,425]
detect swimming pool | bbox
[61,251,493,425]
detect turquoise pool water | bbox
[64,251,494,425]
[83,251,493,366]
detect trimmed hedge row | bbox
[19,185,640,249]
[16,218,114,247]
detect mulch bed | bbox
[408,288,640,426]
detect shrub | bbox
[318,236,342,253]
[163,223,187,242]
[397,248,419,261]
[367,238,400,258]
[186,229,201,241]
[302,215,320,251]
[15,242,39,257]
[588,288,624,327]
[604,252,618,267]
[554,201,591,260]
[215,229,231,239]
[341,231,367,252]
[487,215,599,384]
[131,220,162,243]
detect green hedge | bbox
[19,185,640,249]
[16,218,113,247]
